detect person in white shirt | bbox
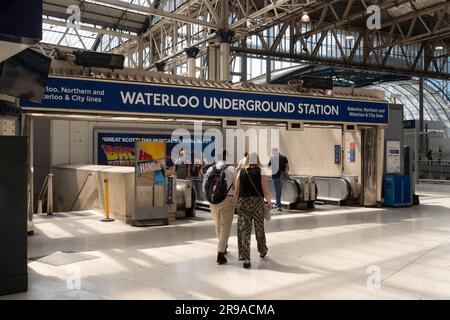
[174,148,191,179]
[202,150,236,265]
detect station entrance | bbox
[21,65,389,231]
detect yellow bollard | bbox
[101,178,115,222]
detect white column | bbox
[137,36,144,69]
[187,57,196,78]
[219,42,230,82]
[208,46,218,81]
[376,126,385,204]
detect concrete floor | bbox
[2,187,450,300]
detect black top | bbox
[239,167,263,198]
[269,153,289,179]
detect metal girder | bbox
[294,0,414,41]
[230,46,450,80]
[229,0,290,30]
[90,0,220,29]
[42,17,138,39]
[43,0,148,33]
[228,0,450,79]
[39,0,450,81]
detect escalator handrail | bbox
[313,176,352,201]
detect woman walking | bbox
[234,153,272,269]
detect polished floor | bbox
[2,186,450,300]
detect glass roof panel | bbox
[370,81,450,131]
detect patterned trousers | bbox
[237,196,268,261]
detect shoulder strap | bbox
[223,164,234,192]
[213,164,234,193]
[244,168,264,202]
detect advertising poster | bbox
[349,142,356,163]
[386,140,401,174]
[133,141,168,226]
[97,131,214,171]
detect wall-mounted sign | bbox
[386,140,401,174]
[334,145,341,164]
[403,120,416,129]
[21,76,389,124]
[348,142,356,163]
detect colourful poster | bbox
[349,142,356,163]
[96,132,213,168]
[135,141,165,183]
[133,141,168,226]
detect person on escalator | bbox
[174,148,191,180]
[268,148,289,212]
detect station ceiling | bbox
[39,1,450,79]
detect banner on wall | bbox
[133,141,168,227]
[96,131,214,168]
[348,142,356,163]
[21,76,389,124]
[386,140,401,174]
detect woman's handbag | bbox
[245,168,271,221]
[263,204,271,221]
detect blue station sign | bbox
[21,76,389,124]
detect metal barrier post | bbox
[46,173,53,215]
[101,178,115,222]
[38,200,43,214]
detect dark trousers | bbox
[273,178,282,208]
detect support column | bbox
[216,30,235,82]
[148,35,153,66]
[28,115,34,222]
[207,45,218,81]
[376,126,385,205]
[419,77,424,159]
[137,36,144,69]
[266,58,271,84]
[184,47,200,78]
[240,39,248,82]
[219,42,230,82]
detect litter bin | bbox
[383,175,412,207]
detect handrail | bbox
[418,179,450,185]
[314,176,352,202]
[419,160,450,166]
[68,173,95,212]
[34,174,49,213]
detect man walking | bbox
[269,148,289,212]
[203,150,236,264]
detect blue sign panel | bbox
[21,76,389,124]
[403,120,416,129]
[334,145,341,165]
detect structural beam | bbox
[90,0,220,29]
[231,46,450,80]
[43,17,138,39]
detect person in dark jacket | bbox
[268,148,289,211]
